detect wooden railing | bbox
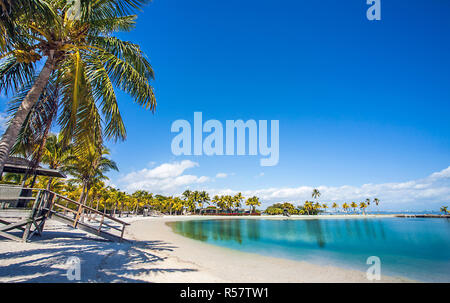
[44,190,130,241]
[0,187,129,242]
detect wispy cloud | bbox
[215,173,228,178]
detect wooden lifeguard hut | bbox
[0,157,129,243]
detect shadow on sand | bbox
[0,229,196,282]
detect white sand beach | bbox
[0,215,413,283]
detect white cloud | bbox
[215,173,228,178]
[117,162,450,211]
[205,166,450,210]
[119,160,210,194]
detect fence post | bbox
[73,203,83,228]
[22,190,42,242]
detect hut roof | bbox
[3,157,66,178]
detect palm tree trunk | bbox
[0,54,56,174]
[134,202,139,215]
[46,177,53,190]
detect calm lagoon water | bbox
[168,218,450,282]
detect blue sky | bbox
[2,0,450,210]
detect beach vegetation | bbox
[0,0,156,175]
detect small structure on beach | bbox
[0,157,129,243]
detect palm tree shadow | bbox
[0,229,196,283]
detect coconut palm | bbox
[39,133,73,190]
[440,206,448,215]
[322,203,328,213]
[233,192,244,210]
[0,0,156,174]
[182,189,192,200]
[224,195,234,212]
[359,202,368,215]
[245,196,261,214]
[332,202,338,214]
[373,198,380,214]
[350,202,358,214]
[0,1,55,52]
[342,203,350,214]
[216,195,227,212]
[304,201,313,215]
[65,144,118,206]
[198,190,210,214]
[132,190,148,215]
[312,188,321,201]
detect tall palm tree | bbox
[312,188,321,201]
[224,195,234,212]
[332,202,338,214]
[0,0,156,174]
[132,190,147,215]
[39,133,73,190]
[364,198,370,214]
[233,192,244,210]
[66,144,118,206]
[360,202,368,215]
[350,202,358,214]
[216,195,227,212]
[246,196,261,214]
[304,201,313,215]
[373,198,380,214]
[342,203,349,214]
[198,190,210,214]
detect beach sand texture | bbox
[0,215,412,282]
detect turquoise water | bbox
[169,218,450,282]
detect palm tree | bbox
[373,198,380,214]
[39,133,73,190]
[182,189,192,200]
[224,195,234,212]
[342,203,350,214]
[198,191,210,214]
[350,202,358,214]
[365,198,371,214]
[440,206,448,215]
[312,188,321,201]
[0,0,156,174]
[132,190,147,215]
[322,203,328,213]
[245,196,261,214]
[304,201,313,215]
[233,192,244,211]
[216,195,227,212]
[360,202,368,215]
[332,202,338,214]
[66,144,118,206]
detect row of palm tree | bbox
[263,189,381,215]
[183,190,261,214]
[1,133,262,216]
[264,200,380,216]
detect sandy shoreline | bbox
[0,214,413,282]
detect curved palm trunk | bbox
[0,55,56,174]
